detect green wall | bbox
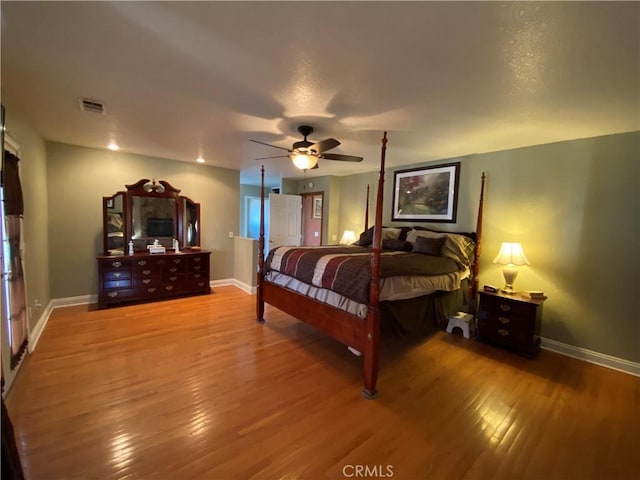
[46,142,239,299]
[337,132,640,362]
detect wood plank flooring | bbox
[5,286,639,479]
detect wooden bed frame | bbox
[256,132,486,399]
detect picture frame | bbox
[313,196,322,218]
[106,198,114,208]
[391,162,460,222]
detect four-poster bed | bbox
[256,132,486,398]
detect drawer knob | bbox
[173,259,182,264]
[137,260,147,266]
[499,304,512,312]
[169,267,178,273]
[498,328,509,336]
[114,272,122,278]
[108,291,118,298]
[142,269,151,275]
[169,276,178,281]
[498,316,510,325]
[143,279,151,285]
[112,261,122,268]
[194,257,201,262]
[165,285,174,291]
[147,287,156,293]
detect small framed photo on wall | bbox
[313,196,322,218]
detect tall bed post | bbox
[364,184,370,231]
[362,132,388,399]
[256,165,265,323]
[470,172,486,304]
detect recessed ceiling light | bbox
[107,142,119,151]
[196,156,205,163]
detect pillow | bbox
[406,228,446,245]
[397,227,412,241]
[381,227,402,241]
[355,227,402,246]
[382,239,413,252]
[412,236,445,256]
[355,227,374,246]
[406,228,475,266]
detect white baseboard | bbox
[29,295,97,352]
[541,337,640,377]
[210,278,256,294]
[28,301,53,353]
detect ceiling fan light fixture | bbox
[291,153,318,170]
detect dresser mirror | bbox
[102,179,201,255]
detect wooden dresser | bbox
[477,290,545,357]
[97,250,211,309]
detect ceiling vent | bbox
[79,98,105,114]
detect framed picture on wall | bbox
[313,196,322,218]
[391,162,460,222]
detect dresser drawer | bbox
[100,258,131,270]
[102,270,131,282]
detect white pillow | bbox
[381,227,402,241]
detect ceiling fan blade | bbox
[254,154,289,160]
[319,153,363,162]
[309,138,340,153]
[250,139,292,152]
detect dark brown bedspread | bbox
[264,246,459,304]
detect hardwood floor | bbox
[5,286,639,479]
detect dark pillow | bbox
[382,239,413,252]
[398,227,412,241]
[355,227,374,246]
[412,236,445,256]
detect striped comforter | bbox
[264,245,460,304]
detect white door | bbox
[268,193,301,248]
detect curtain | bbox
[2,150,28,368]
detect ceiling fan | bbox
[251,125,363,170]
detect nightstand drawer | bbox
[477,317,530,345]
[480,298,531,317]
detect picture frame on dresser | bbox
[391,162,460,222]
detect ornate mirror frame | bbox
[102,179,201,255]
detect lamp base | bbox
[501,266,519,295]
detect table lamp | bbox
[493,242,529,294]
[339,230,357,245]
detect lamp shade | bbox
[493,242,530,266]
[339,230,357,245]
[291,153,318,170]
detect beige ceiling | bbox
[1,1,638,187]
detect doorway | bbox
[301,192,323,246]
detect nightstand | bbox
[477,291,545,357]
